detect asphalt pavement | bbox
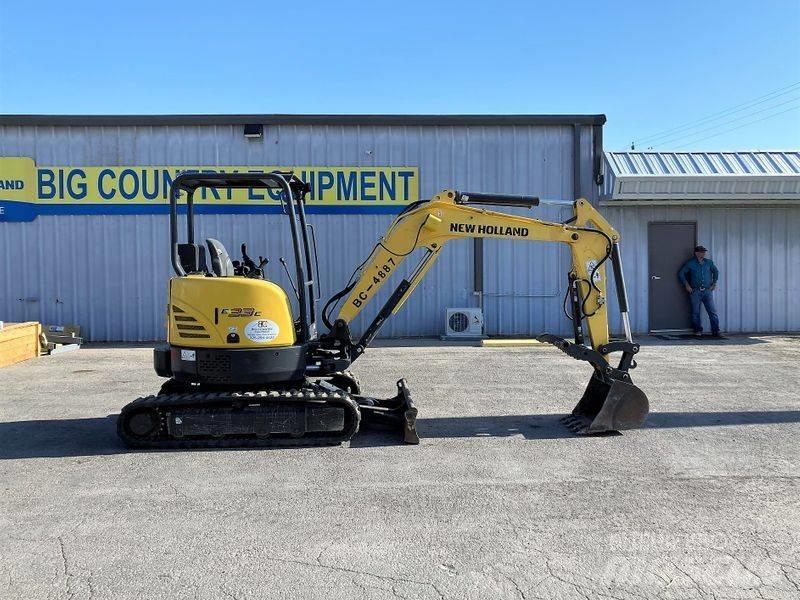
[1,335,798,599]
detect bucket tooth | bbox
[560,415,590,435]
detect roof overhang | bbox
[604,174,800,202]
[603,151,800,204]
[0,113,607,127]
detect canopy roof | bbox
[603,151,800,202]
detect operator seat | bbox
[205,238,235,277]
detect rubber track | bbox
[117,387,361,449]
[327,370,361,395]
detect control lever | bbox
[241,244,257,270]
[279,257,300,299]
[235,244,269,279]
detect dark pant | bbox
[690,289,720,334]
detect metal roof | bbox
[603,151,800,202]
[606,151,800,176]
[0,113,606,127]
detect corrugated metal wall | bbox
[0,123,597,340]
[604,204,800,334]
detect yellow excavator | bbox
[118,172,648,448]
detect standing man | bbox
[678,245,721,337]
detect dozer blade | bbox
[562,372,649,435]
[355,379,419,444]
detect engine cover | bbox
[168,275,296,349]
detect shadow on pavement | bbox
[644,410,800,429]
[80,342,158,349]
[373,410,799,444]
[1,410,799,459]
[0,416,122,459]
[639,334,772,346]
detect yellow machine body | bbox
[168,275,296,348]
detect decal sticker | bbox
[586,259,602,283]
[449,223,529,237]
[352,256,396,308]
[244,319,280,343]
[180,349,196,362]
[221,307,261,318]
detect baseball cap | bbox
[694,245,708,252]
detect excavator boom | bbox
[321,189,648,434]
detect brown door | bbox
[648,222,696,332]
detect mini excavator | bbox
[118,172,648,448]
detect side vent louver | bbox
[172,305,211,339]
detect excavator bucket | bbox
[562,372,649,434]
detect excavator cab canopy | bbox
[168,171,319,343]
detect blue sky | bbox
[1,0,798,150]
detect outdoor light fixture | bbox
[243,124,263,138]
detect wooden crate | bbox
[0,322,42,368]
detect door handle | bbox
[651,275,661,280]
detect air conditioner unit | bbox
[444,308,484,339]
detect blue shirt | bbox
[678,257,719,289]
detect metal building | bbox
[0,114,606,341]
[602,151,800,334]
[3,117,795,341]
